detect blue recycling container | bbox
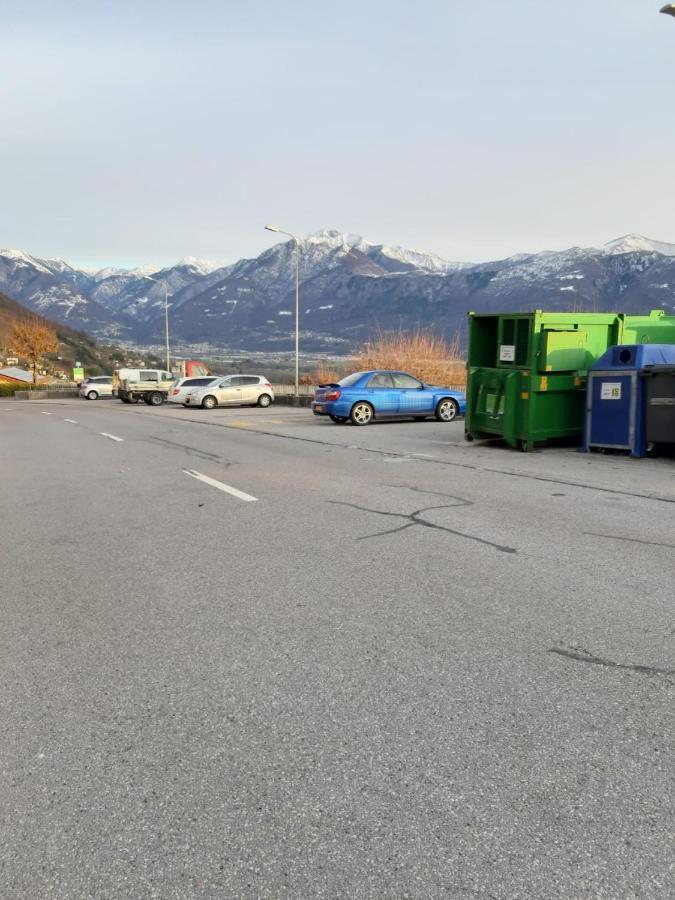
[582,344,675,457]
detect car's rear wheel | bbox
[435,398,459,422]
[257,393,272,408]
[87,390,99,400]
[350,402,374,426]
[201,395,217,410]
[329,415,347,424]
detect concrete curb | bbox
[13,389,80,400]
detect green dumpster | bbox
[464,310,622,451]
[620,310,675,345]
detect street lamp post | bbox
[144,275,172,371]
[265,224,301,401]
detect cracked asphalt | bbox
[1,399,673,899]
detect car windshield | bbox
[338,372,368,387]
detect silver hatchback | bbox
[184,375,275,410]
[79,376,113,400]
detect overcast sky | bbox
[2,0,674,269]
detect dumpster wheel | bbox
[464,432,474,442]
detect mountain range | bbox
[1,231,674,351]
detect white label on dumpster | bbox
[500,345,516,362]
[601,382,622,400]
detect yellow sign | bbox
[539,376,548,392]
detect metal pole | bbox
[164,284,170,371]
[294,239,300,400]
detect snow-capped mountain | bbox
[1,231,674,351]
[0,249,114,332]
[600,234,675,257]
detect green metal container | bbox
[465,309,675,450]
[465,311,622,451]
[620,310,675,345]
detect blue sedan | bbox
[311,370,466,425]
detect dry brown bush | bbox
[353,329,466,387]
[311,363,347,385]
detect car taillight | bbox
[171,389,179,395]
[325,389,341,401]
[264,382,272,389]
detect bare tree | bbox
[10,318,59,384]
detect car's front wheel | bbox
[86,390,99,400]
[435,398,459,422]
[201,395,217,410]
[257,393,272,408]
[350,402,374,426]
[148,392,164,406]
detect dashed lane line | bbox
[182,469,258,502]
[64,418,78,424]
[100,432,124,442]
[41,411,53,416]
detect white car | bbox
[184,375,275,410]
[79,376,113,400]
[168,376,221,405]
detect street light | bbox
[265,224,301,400]
[144,274,172,371]
[660,4,675,16]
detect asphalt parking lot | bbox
[1,397,673,899]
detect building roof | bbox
[0,366,34,383]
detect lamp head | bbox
[265,224,281,233]
[661,3,675,16]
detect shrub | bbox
[311,364,347,385]
[353,329,466,387]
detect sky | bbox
[1,0,674,269]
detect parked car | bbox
[169,376,221,405]
[311,370,466,425]
[79,376,113,400]
[184,375,275,410]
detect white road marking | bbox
[64,418,78,424]
[41,411,52,415]
[182,469,258,502]
[100,432,124,442]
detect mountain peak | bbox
[175,257,221,274]
[305,230,372,252]
[0,248,53,274]
[602,234,675,257]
